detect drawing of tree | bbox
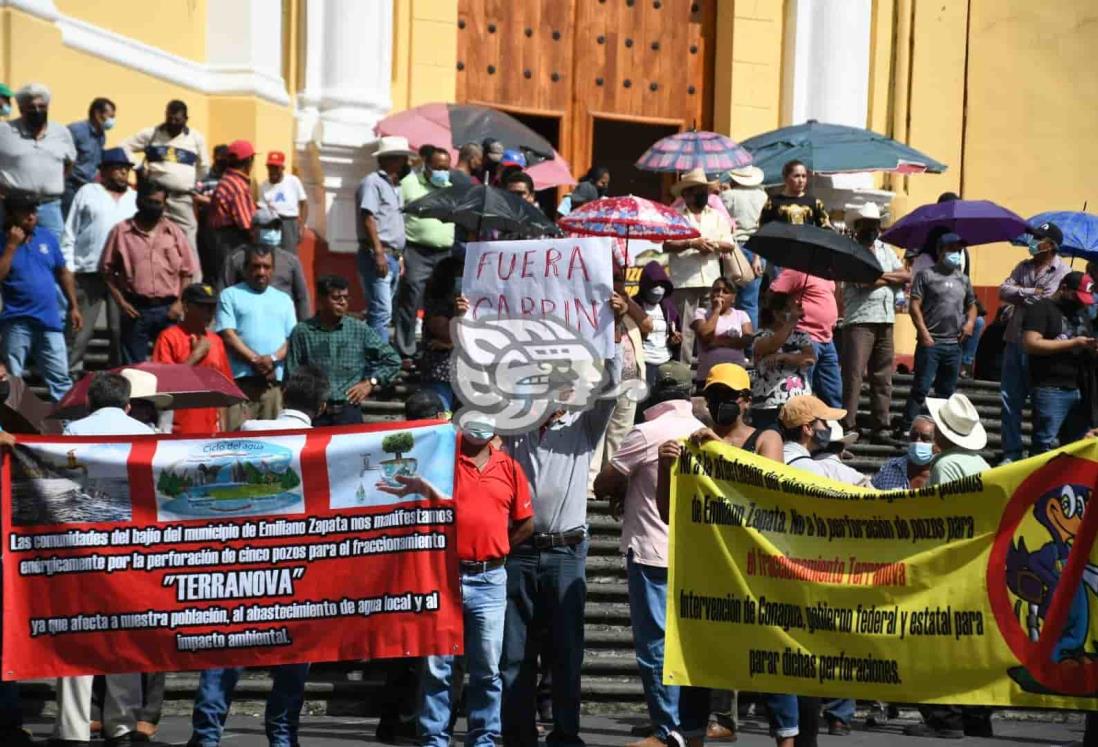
[382,432,415,460]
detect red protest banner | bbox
[2,420,462,679]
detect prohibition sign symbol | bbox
[986,454,1098,696]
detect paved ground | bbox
[22,713,1086,746]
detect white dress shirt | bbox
[64,406,155,436]
[61,183,138,273]
[239,409,313,431]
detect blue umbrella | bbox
[1016,211,1098,262]
[741,119,947,185]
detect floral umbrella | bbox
[635,130,753,174]
[558,195,700,265]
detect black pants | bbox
[393,242,450,359]
[314,403,365,427]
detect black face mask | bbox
[706,391,741,426]
[0,378,10,403]
[855,228,880,245]
[23,110,47,129]
[136,201,164,222]
[690,192,709,210]
[597,185,609,197]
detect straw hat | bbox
[374,135,416,158]
[844,202,881,226]
[671,167,717,197]
[724,165,764,187]
[927,393,986,451]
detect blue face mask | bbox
[1088,303,1098,320]
[258,227,282,247]
[103,117,116,131]
[428,169,451,188]
[943,251,963,269]
[463,425,495,444]
[0,104,12,118]
[907,441,935,466]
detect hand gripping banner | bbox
[663,437,1098,709]
[2,421,462,679]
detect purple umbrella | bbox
[635,130,753,174]
[880,199,1027,249]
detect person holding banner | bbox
[187,366,328,747]
[417,416,534,747]
[904,391,993,739]
[0,426,31,747]
[55,372,152,746]
[593,360,701,747]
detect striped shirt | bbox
[207,169,255,231]
[122,124,207,193]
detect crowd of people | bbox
[1,79,1098,747]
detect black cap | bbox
[1029,221,1063,247]
[182,283,218,305]
[2,191,39,213]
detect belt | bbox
[459,557,506,574]
[125,294,177,308]
[531,528,587,549]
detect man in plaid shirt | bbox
[204,139,256,282]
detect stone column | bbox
[296,0,394,254]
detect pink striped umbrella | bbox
[635,130,753,174]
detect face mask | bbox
[811,425,832,449]
[0,104,11,118]
[463,425,495,444]
[597,185,609,197]
[643,286,665,303]
[856,227,880,244]
[23,110,47,129]
[259,227,282,247]
[690,192,709,210]
[102,117,116,131]
[706,395,741,427]
[428,169,451,188]
[907,441,935,466]
[1088,304,1098,320]
[943,251,963,269]
[136,201,164,221]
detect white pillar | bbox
[296,0,394,254]
[204,0,288,104]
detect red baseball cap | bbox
[266,150,286,167]
[225,140,255,161]
[1062,272,1095,306]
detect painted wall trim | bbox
[0,0,290,105]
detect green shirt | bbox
[285,315,402,403]
[401,171,454,249]
[928,450,990,485]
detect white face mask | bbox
[103,117,116,131]
[644,286,666,302]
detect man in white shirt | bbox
[57,372,164,744]
[260,150,307,254]
[779,395,848,477]
[662,168,735,364]
[61,147,137,369]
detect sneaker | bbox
[827,719,851,736]
[902,723,964,739]
[706,721,738,741]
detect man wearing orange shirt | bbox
[151,283,232,434]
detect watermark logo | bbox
[450,315,648,435]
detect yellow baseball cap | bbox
[779,395,847,428]
[704,363,751,392]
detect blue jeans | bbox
[1032,387,1087,455]
[120,301,175,364]
[824,697,856,725]
[767,694,800,738]
[626,555,678,739]
[188,663,310,747]
[961,315,985,365]
[0,318,72,401]
[676,685,710,738]
[501,538,588,747]
[36,198,64,243]
[900,342,961,430]
[808,340,842,408]
[420,566,508,747]
[736,277,762,330]
[357,250,400,342]
[999,342,1030,461]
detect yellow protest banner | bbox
[663,437,1098,708]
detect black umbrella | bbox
[745,222,884,284]
[404,184,561,240]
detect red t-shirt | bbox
[151,325,234,435]
[453,442,533,562]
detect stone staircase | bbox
[22,346,1026,716]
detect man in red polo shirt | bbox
[419,417,534,747]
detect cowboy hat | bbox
[671,167,717,197]
[926,393,986,451]
[844,202,881,226]
[723,165,764,187]
[374,135,416,159]
[120,368,174,409]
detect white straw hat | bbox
[926,393,986,451]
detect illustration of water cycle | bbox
[153,437,306,520]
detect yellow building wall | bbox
[392,0,459,112]
[712,0,784,141]
[55,0,207,62]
